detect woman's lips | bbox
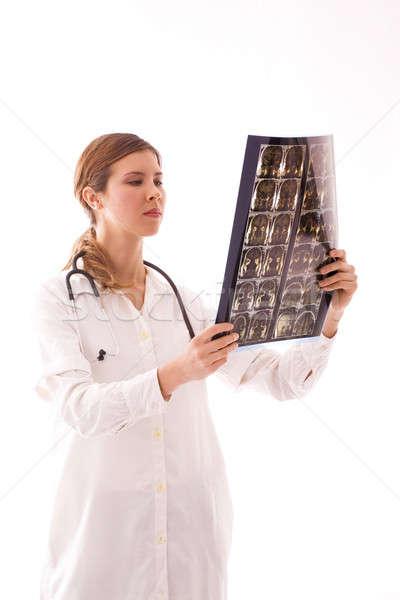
[144,211,162,217]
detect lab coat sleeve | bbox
[197,292,337,401]
[33,282,168,438]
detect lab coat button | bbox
[157,482,165,492]
[158,534,166,543]
[154,429,162,440]
[140,329,150,340]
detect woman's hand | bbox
[177,322,239,384]
[157,323,239,399]
[157,323,239,398]
[318,248,358,314]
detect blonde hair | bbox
[62,132,162,292]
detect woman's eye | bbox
[128,180,163,186]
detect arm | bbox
[198,293,337,401]
[33,282,169,438]
[230,329,337,400]
[304,304,343,381]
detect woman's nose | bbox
[148,185,161,199]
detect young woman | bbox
[34,132,357,600]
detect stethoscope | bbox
[65,250,195,361]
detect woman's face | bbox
[92,149,166,237]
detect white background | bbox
[0,0,399,598]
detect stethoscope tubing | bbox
[65,251,195,362]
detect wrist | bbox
[322,307,343,338]
[330,308,344,321]
[157,358,187,400]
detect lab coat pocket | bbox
[71,291,120,363]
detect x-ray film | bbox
[213,134,339,351]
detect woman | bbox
[34,132,357,600]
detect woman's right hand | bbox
[176,322,239,384]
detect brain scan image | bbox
[231,313,249,342]
[275,179,298,211]
[282,145,305,178]
[248,311,269,341]
[296,211,320,243]
[322,176,336,208]
[232,281,256,312]
[269,213,291,245]
[292,309,316,336]
[258,145,283,178]
[245,213,269,246]
[316,209,337,244]
[308,143,330,178]
[302,276,323,305]
[288,243,313,275]
[222,135,337,346]
[310,243,332,277]
[323,144,334,176]
[273,308,296,338]
[262,245,285,277]
[281,278,303,308]
[238,246,264,278]
[255,278,278,309]
[303,177,323,210]
[252,179,277,211]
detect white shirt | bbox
[33,264,337,600]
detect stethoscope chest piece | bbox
[97,349,106,361]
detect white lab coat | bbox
[33,265,337,600]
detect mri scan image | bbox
[214,134,339,348]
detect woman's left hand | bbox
[318,248,358,314]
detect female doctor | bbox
[34,132,358,600]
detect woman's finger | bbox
[319,259,354,275]
[318,272,357,288]
[330,248,346,260]
[320,280,356,291]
